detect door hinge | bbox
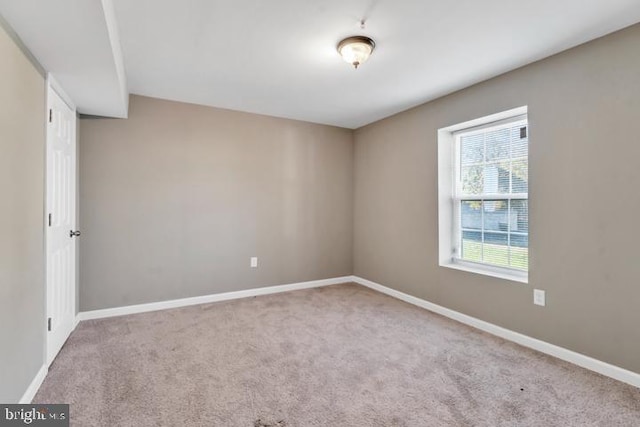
[47,317,52,331]
[48,213,52,227]
[49,109,53,123]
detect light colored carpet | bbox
[35,283,640,426]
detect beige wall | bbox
[80,95,353,311]
[354,24,640,374]
[0,23,46,401]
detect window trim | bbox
[437,106,529,284]
[447,258,529,283]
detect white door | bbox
[46,78,77,365]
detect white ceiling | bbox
[2,1,640,128]
[0,0,128,118]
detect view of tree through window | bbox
[456,119,528,271]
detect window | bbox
[438,107,528,282]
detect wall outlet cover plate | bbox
[533,289,546,306]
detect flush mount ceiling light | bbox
[337,36,376,69]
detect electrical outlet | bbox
[250,257,258,268]
[533,289,546,306]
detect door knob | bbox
[69,230,81,238]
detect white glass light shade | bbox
[337,36,375,69]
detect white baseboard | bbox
[78,276,352,321]
[352,275,640,389]
[19,364,47,404]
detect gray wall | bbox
[80,95,353,311]
[354,23,640,374]
[0,23,46,402]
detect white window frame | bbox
[438,106,529,283]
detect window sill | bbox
[441,260,528,284]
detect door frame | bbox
[45,74,78,366]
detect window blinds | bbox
[456,120,529,271]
